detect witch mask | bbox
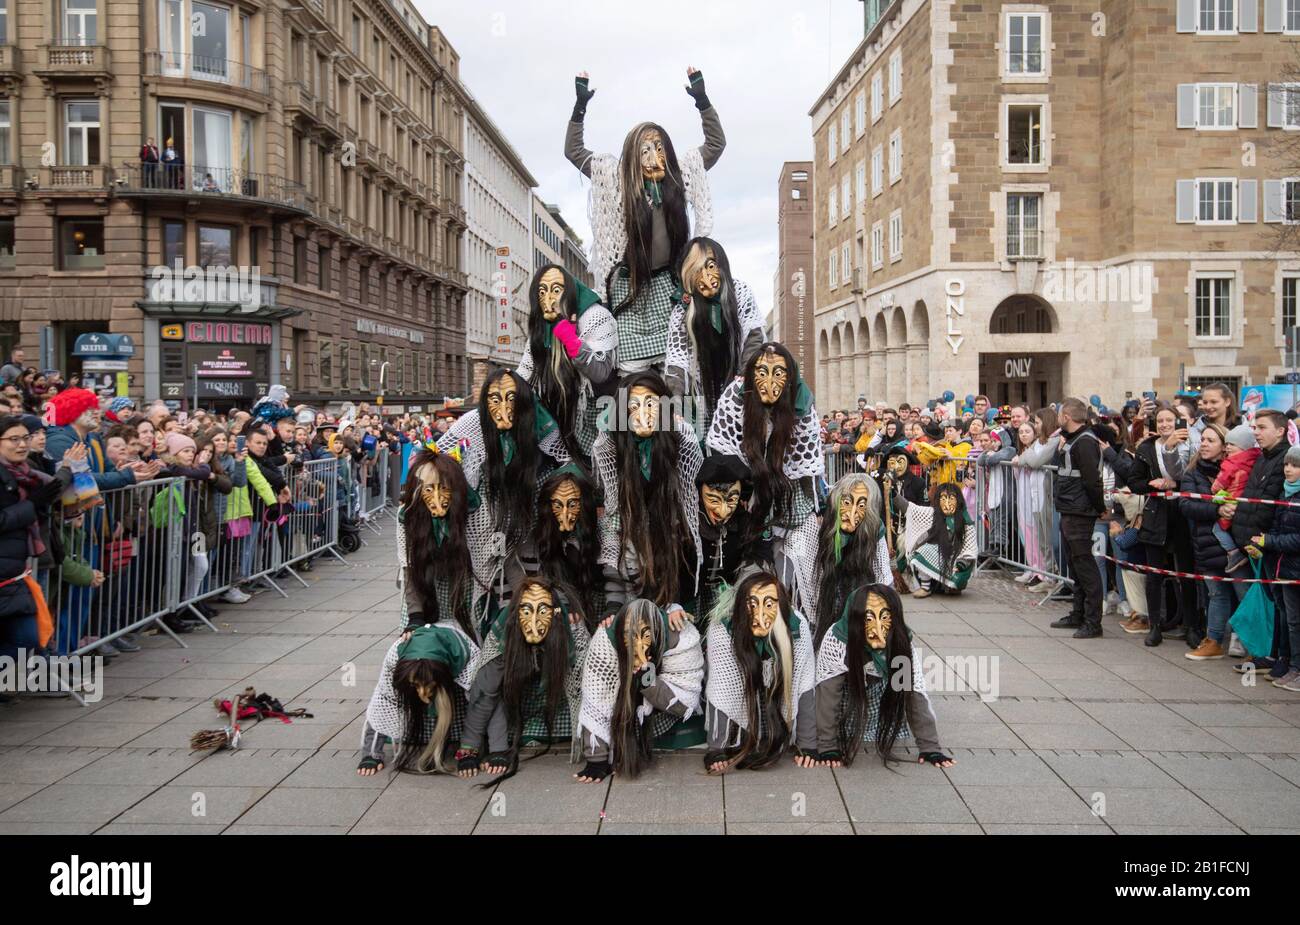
[700,481,742,527]
[517,583,556,645]
[630,618,654,672]
[747,581,781,638]
[938,489,960,517]
[639,129,666,182]
[417,464,452,518]
[550,477,582,533]
[538,268,566,322]
[864,591,892,651]
[628,385,661,438]
[838,483,871,534]
[753,349,789,405]
[885,453,909,478]
[486,373,517,431]
[693,255,721,299]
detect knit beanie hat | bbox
[1226,424,1257,451]
[1287,444,1300,468]
[164,432,196,456]
[50,388,99,427]
[106,396,135,423]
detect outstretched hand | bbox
[575,72,595,103]
[684,66,709,109]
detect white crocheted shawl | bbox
[576,620,704,756]
[705,379,824,481]
[478,616,592,732]
[436,409,570,605]
[814,636,928,696]
[587,146,712,300]
[591,419,703,591]
[515,302,619,388]
[704,610,816,745]
[363,624,481,743]
[804,533,894,629]
[664,278,766,399]
[902,505,978,562]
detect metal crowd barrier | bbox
[971,459,1075,604]
[38,456,346,679]
[358,450,391,534]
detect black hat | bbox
[696,453,752,488]
[883,445,919,467]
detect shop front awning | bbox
[135,301,304,321]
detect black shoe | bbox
[1145,625,1162,647]
[1072,624,1102,639]
[1050,616,1084,629]
[162,615,194,634]
[196,603,218,619]
[299,559,314,573]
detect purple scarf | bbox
[2,459,52,556]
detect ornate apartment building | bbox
[813,0,1300,410]
[462,88,534,395]
[0,0,470,411]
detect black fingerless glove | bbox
[578,759,611,781]
[919,751,952,766]
[685,70,710,111]
[484,751,511,771]
[455,747,480,772]
[818,749,843,764]
[573,76,595,122]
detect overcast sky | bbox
[413,0,866,317]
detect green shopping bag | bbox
[1228,559,1275,658]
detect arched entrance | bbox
[980,295,1064,408]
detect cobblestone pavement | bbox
[2,518,1298,834]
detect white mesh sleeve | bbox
[664,303,690,390]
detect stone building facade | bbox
[774,160,815,395]
[812,0,1300,412]
[0,0,470,412]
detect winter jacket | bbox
[1052,428,1104,517]
[1262,489,1300,581]
[44,426,136,490]
[1179,457,1227,575]
[57,520,96,587]
[0,466,48,580]
[223,457,277,523]
[1230,440,1291,549]
[1211,447,1260,498]
[1129,437,1178,546]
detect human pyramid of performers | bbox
[356,70,971,785]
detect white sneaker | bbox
[1036,580,1062,595]
[1117,600,1134,618]
[1228,634,1246,658]
[1014,571,1036,584]
[222,587,251,604]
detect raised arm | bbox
[685,67,726,170]
[565,72,598,178]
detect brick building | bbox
[0,0,470,412]
[774,160,815,395]
[812,0,1300,411]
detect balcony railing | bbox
[284,81,320,119]
[27,166,109,190]
[0,44,19,72]
[0,166,19,191]
[145,50,270,95]
[114,163,309,214]
[36,42,111,74]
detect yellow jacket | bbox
[914,440,971,487]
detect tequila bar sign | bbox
[356,318,426,344]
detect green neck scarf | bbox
[738,365,815,418]
[634,435,653,481]
[397,624,470,677]
[701,295,723,334]
[643,179,662,206]
[430,515,449,546]
[496,403,559,467]
[540,280,604,351]
[754,635,773,660]
[830,596,911,680]
[498,431,516,467]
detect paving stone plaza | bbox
[2,524,1298,835]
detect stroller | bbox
[338,512,362,554]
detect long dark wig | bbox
[924,483,969,582]
[609,598,667,779]
[533,467,601,626]
[399,449,474,639]
[614,122,689,313]
[392,657,457,774]
[726,571,795,770]
[525,264,582,448]
[741,342,799,544]
[480,577,581,787]
[676,237,742,413]
[479,366,539,549]
[835,583,913,767]
[614,371,692,606]
[814,474,885,647]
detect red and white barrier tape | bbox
[1149,490,1300,508]
[1097,553,1300,585]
